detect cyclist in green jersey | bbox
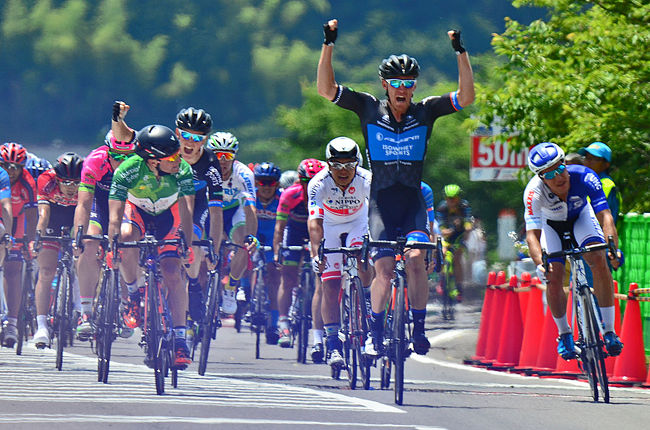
[108,120,195,368]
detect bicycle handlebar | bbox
[543,235,617,273]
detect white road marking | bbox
[0,348,404,414]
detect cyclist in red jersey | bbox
[0,143,36,348]
[33,153,84,347]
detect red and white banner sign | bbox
[470,135,529,181]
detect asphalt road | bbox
[0,300,648,430]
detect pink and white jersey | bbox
[308,166,371,224]
[79,146,114,195]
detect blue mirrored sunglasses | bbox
[386,79,416,89]
[540,163,566,180]
[180,130,206,142]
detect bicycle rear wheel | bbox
[198,272,219,376]
[393,278,406,405]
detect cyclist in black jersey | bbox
[317,19,474,356]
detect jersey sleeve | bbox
[420,182,435,223]
[205,163,223,208]
[583,170,609,214]
[523,181,543,230]
[21,171,37,208]
[276,187,298,222]
[177,160,196,197]
[79,147,106,193]
[307,177,325,220]
[422,92,463,116]
[333,85,376,117]
[108,159,138,202]
[0,169,10,200]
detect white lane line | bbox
[0,348,404,414]
[0,414,426,427]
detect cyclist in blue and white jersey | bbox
[317,19,474,356]
[205,132,257,316]
[524,142,623,360]
[253,162,282,344]
[308,137,372,370]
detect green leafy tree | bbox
[476,0,650,211]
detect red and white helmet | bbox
[0,142,27,165]
[297,158,325,180]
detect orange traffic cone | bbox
[515,277,544,372]
[518,272,532,321]
[483,271,507,364]
[605,280,622,377]
[471,272,496,364]
[531,307,559,375]
[492,276,524,370]
[610,283,647,385]
[551,289,581,379]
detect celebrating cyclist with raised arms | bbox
[524,142,623,360]
[33,153,84,347]
[73,117,137,340]
[204,132,256,316]
[174,108,224,325]
[0,143,35,348]
[109,113,195,368]
[317,19,474,356]
[308,137,372,370]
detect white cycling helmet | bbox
[325,136,363,164]
[528,142,565,175]
[206,131,239,154]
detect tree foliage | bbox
[476,0,650,211]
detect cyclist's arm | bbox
[317,19,338,101]
[36,201,50,233]
[525,229,543,266]
[73,189,93,237]
[179,194,194,243]
[111,101,135,142]
[308,218,324,258]
[595,209,618,250]
[273,218,288,260]
[0,197,12,237]
[208,206,223,254]
[452,32,475,108]
[243,203,257,238]
[107,199,126,240]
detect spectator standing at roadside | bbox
[579,142,621,224]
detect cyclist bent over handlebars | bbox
[108,120,195,368]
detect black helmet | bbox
[135,125,180,160]
[54,152,84,180]
[175,107,212,134]
[378,54,420,79]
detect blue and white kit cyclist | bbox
[317,19,475,356]
[524,142,623,360]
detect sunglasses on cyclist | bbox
[58,178,80,186]
[540,163,566,180]
[256,179,278,187]
[215,151,236,161]
[160,151,181,162]
[328,160,357,170]
[108,151,130,161]
[1,162,23,171]
[179,130,206,143]
[386,79,416,89]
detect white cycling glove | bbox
[536,264,548,284]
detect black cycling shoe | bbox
[265,328,280,345]
[311,343,324,363]
[411,331,431,355]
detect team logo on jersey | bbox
[348,186,355,194]
[334,262,340,270]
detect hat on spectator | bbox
[578,141,611,162]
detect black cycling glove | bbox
[450,30,466,54]
[112,101,121,122]
[323,23,337,46]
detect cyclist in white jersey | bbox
[205,133,258,315]
[308,137,372,369]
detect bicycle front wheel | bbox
[100,269,119,384]
[585,292,609,403]
[350,277,370,389]
[199,271,219,376]
[16,264,33,356]
[393,278,406,405]
[55,268,68,371]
